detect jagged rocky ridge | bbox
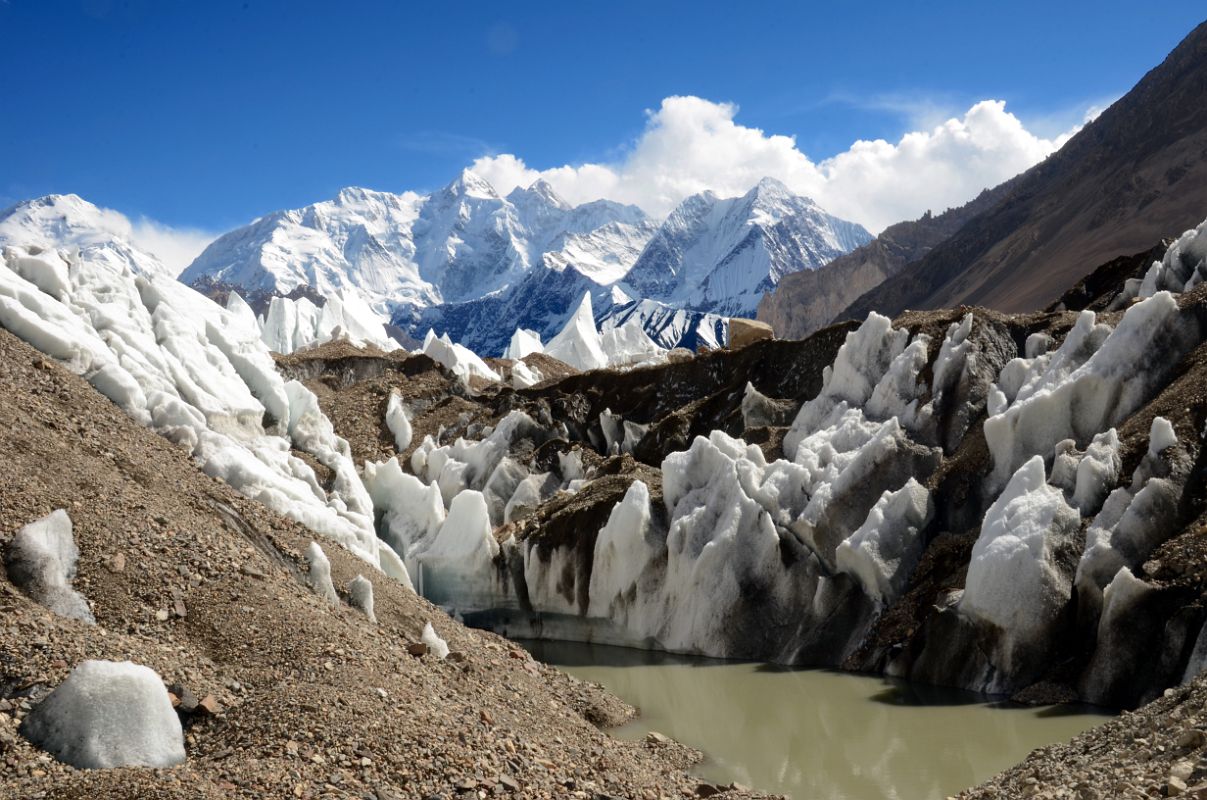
[273,219,1207,709]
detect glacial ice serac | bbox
[380,283,1202,700]
[0,234,412,591]
[256,289,399,355]
[402,309,976,658]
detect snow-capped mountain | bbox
[414,177,868,353]
[182,172,660,352]
[180,170,869,356]
[181,186,433,310]
[0,194,170,279]
[622,177,872,317]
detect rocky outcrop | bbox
[726,318,774,349]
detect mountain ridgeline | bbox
[181,174,871,355]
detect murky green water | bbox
[522,640,1110,800]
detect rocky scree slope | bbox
[0,225,765,796]
[0,326,765,800]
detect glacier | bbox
[345,265,1205,706]
[4,188,1207,711]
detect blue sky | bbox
[1,1,1204,251]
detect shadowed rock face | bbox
[757,182,1013,341]
[841,20,1207,321]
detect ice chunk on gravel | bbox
[306,542,339,605]
[21,660,185,769]
[385,391,413,453]
[348,575,376,623]
[5,509,94,623]
[421,621,450,659]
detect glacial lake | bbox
[520,640,1111,800]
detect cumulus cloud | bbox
[471,95,1089,232]
[124,218,216,275]
[42,200,217,275]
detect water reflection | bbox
[522,640,1110,800]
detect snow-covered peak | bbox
[330,186,420,214]
[744,176,821,223]
[621,180,871,317]
[750,175,798,199]
[0,194,112,246]
[442,168,500,201]
[182,186,429,305]
[507,179,572,212]
[0,194,171,278]
[562,199,650,234]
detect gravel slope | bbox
[0,327,765,800]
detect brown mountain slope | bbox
[841,19,1207,322]
[757,182,1012,340]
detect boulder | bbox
[727,317,774,349]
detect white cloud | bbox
[48,201,217,275]
[124,217,216,275]
[471,95,1090,232]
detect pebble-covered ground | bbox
[0,328,768,800]
[960,677,1207,799]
